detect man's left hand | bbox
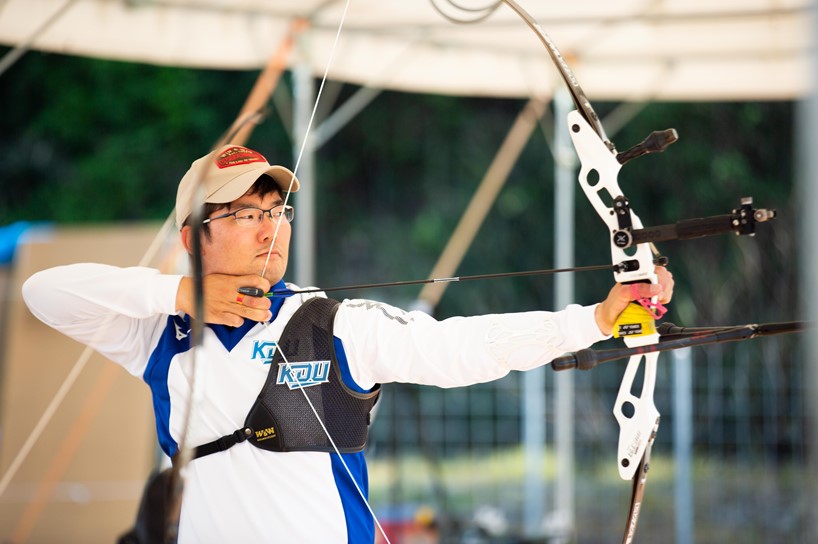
[594,266,675,336]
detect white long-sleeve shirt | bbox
[22,263,607,543]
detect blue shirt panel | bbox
[334,336,370,394]
[331,452,375,543]
[143,313,191,457]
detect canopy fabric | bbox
[0,0,812,101]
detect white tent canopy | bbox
[0,0,812,101]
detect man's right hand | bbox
[176,274,272,326]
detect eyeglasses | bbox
[202,205,294,227]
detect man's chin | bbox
[262,268,286,286]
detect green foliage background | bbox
[0,48,797,328]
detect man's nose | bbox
[257,212,276,239]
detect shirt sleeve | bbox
[22,263,183,376]
[333,298,608,390]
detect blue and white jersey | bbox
[23,264,606,543]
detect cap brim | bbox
[207,165,300,204]
[266,165,300,194]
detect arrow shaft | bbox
[270,263,614,296]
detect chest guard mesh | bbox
[190,297,380,460]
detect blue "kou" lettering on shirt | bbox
[251,341,278,364]
[276,361,331,389]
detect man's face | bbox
[191,189,291,285]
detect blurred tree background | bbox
[0,44,807,542]
[0,48,797,326]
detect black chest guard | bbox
[189,297,381,461]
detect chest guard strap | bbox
[188,297,381,461]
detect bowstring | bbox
[254,1,393,542]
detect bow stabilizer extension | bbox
[550,321,812,371]
[622,197,777,248]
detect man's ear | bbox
[180,225,194,255]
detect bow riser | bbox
[567,111,655,284]
[614,351,660,480]
[567,110,661,484]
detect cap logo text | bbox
[215,146,267,169]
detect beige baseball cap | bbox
[175,145,300,229]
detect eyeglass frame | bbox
[201,204,295,227]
